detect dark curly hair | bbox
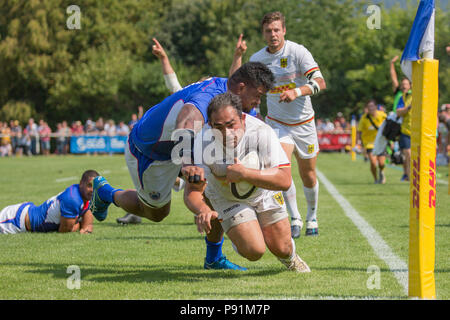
[228,62,274,92]
[207,92,243,121]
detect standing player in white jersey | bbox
[0,170,98,234]
[185,92,310,272]
[230,12,327,237]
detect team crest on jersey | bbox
[273,192,284,205]
[149,191,161,201]
[280,58,288,68]
[307,144,315,154]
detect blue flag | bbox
[400,0,435,81]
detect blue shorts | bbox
[41,140,50,150]
[399,133,411,150]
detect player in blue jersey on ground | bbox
[0,170,99,234]
[89,62,274,270]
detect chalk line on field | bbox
[316,169,408,296]
[55,176,78,183]
[54,170,111,183]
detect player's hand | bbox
[391,55,399,64]
[234,34,247,57]
[181,165,206,185]
[225,158,246,183]
[279,89,299,103]
[195,210,219,234]
[152,38,167,60]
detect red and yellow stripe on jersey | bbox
[304,67,320,79]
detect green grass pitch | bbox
[0,153,448,299]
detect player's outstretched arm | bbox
[390,56,399,93]
[58,216,79,233]
[152,37,174,75]
[79,210,93,234]
[175,103,204,132]
[228,34,247,78]
[279,77,327,103]
[174,103,208,185]
[183,181,217,234]
[152,37,182,93]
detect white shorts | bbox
[209,191,288,233]
[125,140,181,208]
[0,203,30,234]
[265,117,319,159]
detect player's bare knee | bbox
[241,246,265,261]
[267,238,292,259]
[278,244,293,259]
[245,250,265,262]
[142,206,170,222]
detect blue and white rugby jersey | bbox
[129,77,228,161]
[27,184,89,232]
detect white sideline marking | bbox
[54,170,112,183]
[437,179,448,185]
[55,176,78,183]
[316,169,408,295]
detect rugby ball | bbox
[230,150,260,199]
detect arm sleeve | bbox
[248,108,257,117]
[185,92,216,123]
[58,188,82,219]
[164,73,183,93]
[297,45,319,77]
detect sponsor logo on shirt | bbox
[269,82,296,94]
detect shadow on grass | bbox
[3,262,284,284]
[189,290,406,299]
[94,235,200,241]
[399,224,450,228]
[104,221,195,228]
[332,182,407,187]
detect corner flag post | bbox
[401,0,438,299]
[351,116,356,161]
[409,56,438,299]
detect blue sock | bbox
[205,237,224,264]
[98,183,122,206]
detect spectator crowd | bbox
[1,103,449,165]
[0,109,143,157]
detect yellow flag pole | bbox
[408,55,438,299]
[351,117,356,162]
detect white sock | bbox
[303,180,319,222]
[172,178,185,192]
[231,241,244,258]
[283,182,302,221]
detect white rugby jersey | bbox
[250,40,321,124]
[193,114,290,204]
